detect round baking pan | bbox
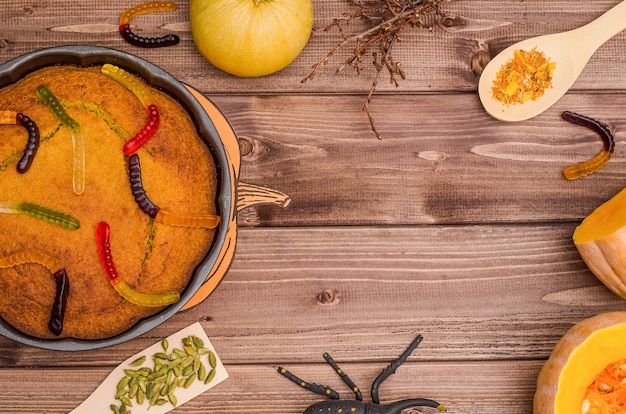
[0,45,233,351]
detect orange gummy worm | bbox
[119,1,178,25]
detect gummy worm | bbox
[0,250,69,336]
[128,153,160,218]
[128,154,220,228]
[101,64,160,154]
[562,111,615,180]
[119,1,180,48]
[95,221,180,307]
[101,64,153,106]
[123,104,159,154]
[0,110,40,173]
[36,85,86,195]
[0,201,80,230]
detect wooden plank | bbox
[204,93,626,226]
[1,1,625,94]
[0,225,620,367]
[0,360,541,413]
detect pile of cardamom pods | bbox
[110,335,217,414]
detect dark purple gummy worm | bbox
[15,113,40,173]
[119,24,179,48]
[48,268,69,336]
[128,153,160,218]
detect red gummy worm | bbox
[95,221,181,307]
[96,222,120,283]
[123,104,160,154]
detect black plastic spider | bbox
[278,335,446,414]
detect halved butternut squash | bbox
[574,188,626,299]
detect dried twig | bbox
[303,0,448,139]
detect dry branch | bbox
[303,0,449,139]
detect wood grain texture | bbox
[2,0,626,413]
[1,361,538,413]
[211,93,626,226]
[1,1,625,94]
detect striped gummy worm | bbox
[562,111,615,180]
[101,64,160,154]
[118,1,180,48]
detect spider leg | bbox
[277,367,340,399]
[323,352,363,401]
[370,334,424,404]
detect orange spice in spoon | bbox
[491,47,556,105]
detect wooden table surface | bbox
[2,0,626,413]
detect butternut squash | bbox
[534,312,626,414]
[573,187,626,299]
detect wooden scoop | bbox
[478,0,626,122]
[69,322,228,414]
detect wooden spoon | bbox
[478,1,626,122]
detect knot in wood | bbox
[317,289,340,305]
[439,14,461,28]
[238,137,253,157]
[471,49,492,76]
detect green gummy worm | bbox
[36,85,80,130]
[16,202,80,230]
